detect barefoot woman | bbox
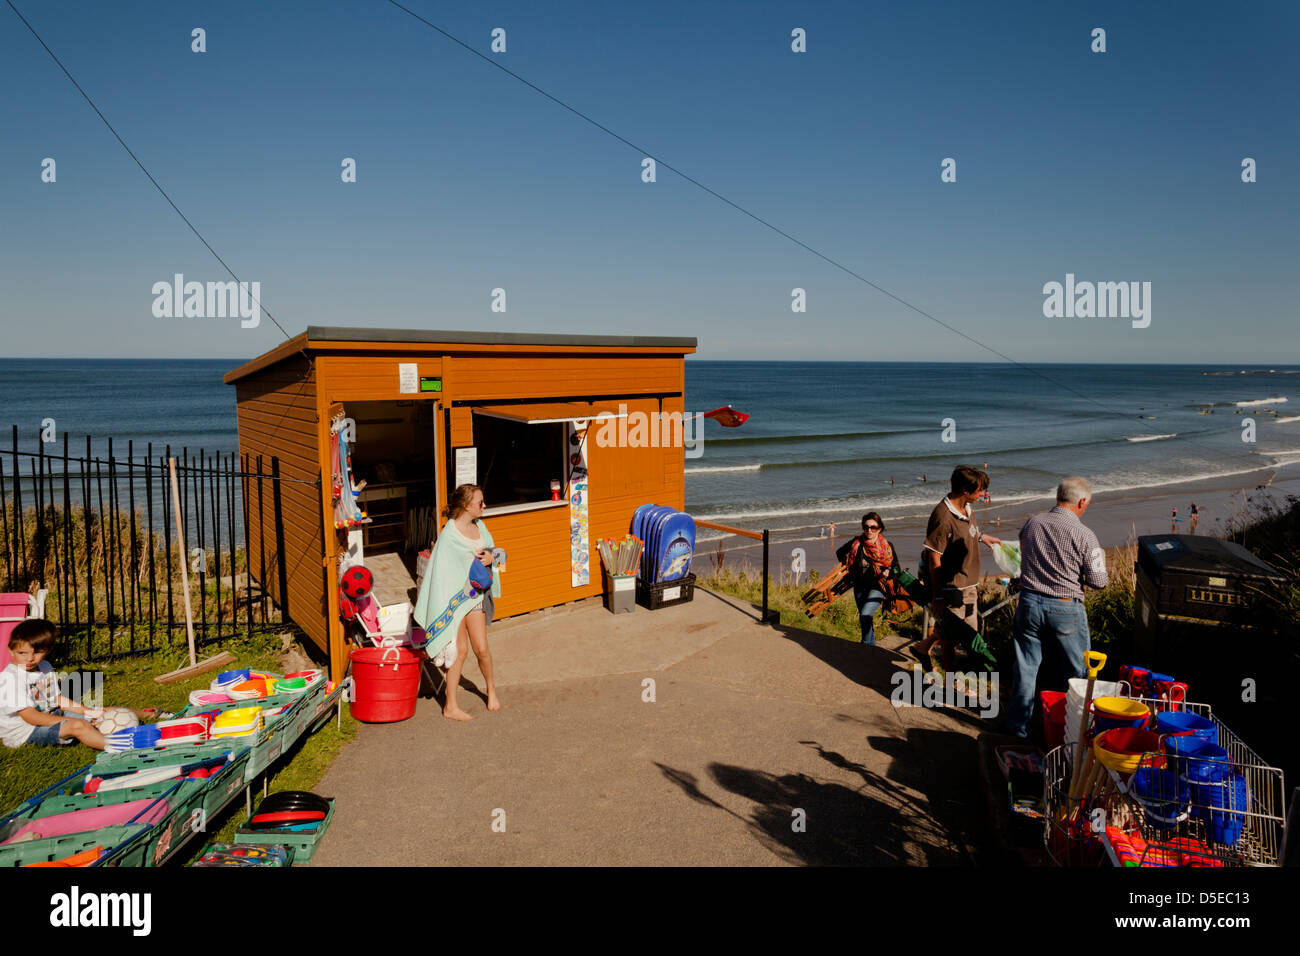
[414,484,502,720]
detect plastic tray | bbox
[234,798,335,865]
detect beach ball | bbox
[340,565,374,600]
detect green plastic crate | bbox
[93,739,240,771]
[0,823,152,867]
[234,798,335,865]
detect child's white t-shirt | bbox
[0,661,59,748]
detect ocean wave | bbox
[691,456,1300,528]
[684,464,762,474]
[1235,397,1288,407]
[1271,415,1300,424]
[704,428,926,447]
[701,431,1208,472]
[1125,433,1177,443]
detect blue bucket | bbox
[1198,772,1247,846]
[1166,736,1228,781]
[1132,766,1186,830]
[1154,711,1217,743]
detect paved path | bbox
[312,589,994,866]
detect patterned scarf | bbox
[850,533,894,573]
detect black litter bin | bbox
[1134,533,1289,769]
[1134,534,1286,658]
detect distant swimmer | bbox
[890,476,895,486]
[919,474,927,483]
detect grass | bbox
[700,533,1158,677]
[0,626,357,865]
[696,563,923,646]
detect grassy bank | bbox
[0,627,357,864]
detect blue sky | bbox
[1,0,1296,362]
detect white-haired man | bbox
[1006,477,1109,738]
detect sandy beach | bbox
[702,466,1300,580]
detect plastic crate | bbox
[637,573,696,610]
[0,824,151,868]
[234,798,335,865]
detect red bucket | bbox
[349,647,420,723]
[1040,691,1066,750]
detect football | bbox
[339,565,373,600]
[93,707,138,735]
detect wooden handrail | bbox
[695,518,762,542]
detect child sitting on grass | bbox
[0,619,106,750]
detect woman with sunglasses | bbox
[834,512,900,646]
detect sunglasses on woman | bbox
[863,524,879,531]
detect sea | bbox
[2,359,1299,544]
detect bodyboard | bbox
[656,512,696,582]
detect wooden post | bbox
[171,457,197,668]
[155,457,234,684]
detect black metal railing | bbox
[0,426,303,663]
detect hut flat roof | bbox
[225,326,697,383]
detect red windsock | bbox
[703,405,750,427]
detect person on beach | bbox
[413,484,502,721]
[1005,477,1109,738]
[835,512,900,646]
[1,620,106,750]
[910,467,1002,671]
[1190,502,1200,532]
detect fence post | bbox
[761,528,775,625]
[84,436,94,649]
[163,447,174,637]
[241,454,253,639]
[272,456,288,622]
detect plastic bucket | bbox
[349,647,420,723]
[1040,691,1066,750]
[1091,697,1149,732]
[1117,665,1152,698]
[1065,679,1121,746]
[1200,772,1247,846]
[1154,711,1216,743]
[1094,728,1161,775]
[1132,765,1186,830]
[1167,736,1228,782]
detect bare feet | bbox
[443,706,474,722]
[487,693,501,712]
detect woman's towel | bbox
[413,519,500,665]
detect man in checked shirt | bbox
[1006,476,1110,737]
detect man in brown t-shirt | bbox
[910,466,1002,671]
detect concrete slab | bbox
[312,587,994,866]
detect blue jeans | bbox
[25,708,71,747]
[856,589,885,645]
[1008,590,1090,737]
